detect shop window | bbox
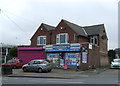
[56,33,68,44]
[65,53,80,65]
[37,36,46,45]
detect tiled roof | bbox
[62,19,87,37]
[62,19,104,36]
[42,23,55,30]
[83,24,104,36]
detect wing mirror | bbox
[28,63,30,65]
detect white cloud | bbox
[0,0,118,49]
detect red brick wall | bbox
[31,20,89,45]
[99,27,109,66]
[30,24,49,46]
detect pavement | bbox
[2,66,110,79]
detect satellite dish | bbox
[101,35,107,40]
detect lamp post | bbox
[4,48,8,63]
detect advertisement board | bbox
[82,52,88,63]
[47,53,59,64]
[65,53,80,65]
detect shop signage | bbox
[82,52,87,63]
[89,44,92,49]
[45,43,81,52]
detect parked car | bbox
[22,59,53,73]
[111,59,120,69]
[2,58,24,69]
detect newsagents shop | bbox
[45,43,88,69]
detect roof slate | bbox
[62,19,104,36]
[42,23,55,30]
[83,24,104,36]
[62,19,87,37]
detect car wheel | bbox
[48,69,52,72]
[23,67,27,72]
[38,68,43,73]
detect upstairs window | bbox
[37,36,46,45]
[90,36,98,46]
[56,33,68,44]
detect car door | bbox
[26,61,34,71]
[31,61,39,71]
[18,60,23,67]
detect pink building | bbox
[18,47,45,64]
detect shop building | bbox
[29,19,109,70]
[17,23,55,64]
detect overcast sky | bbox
[0,0,119,50]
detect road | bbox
[2,69,119,84]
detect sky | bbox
[0,0,119,50]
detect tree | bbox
[8,47,17,57]
[108,50,116,63]
[115,48,120,58]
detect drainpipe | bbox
[50,32,52,45]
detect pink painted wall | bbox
[18,47,45,64]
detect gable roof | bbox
[62,19,87,37]
[30,23,55,40]
[42,23,55,30]
[62,19,104,37]
[83,24,104,36]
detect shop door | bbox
[59,53,65,67]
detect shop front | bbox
[45,43,81,69]
[18,47,45,64]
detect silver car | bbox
[22,59,53,73]
[111,59,120,69]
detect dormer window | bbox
[37,36,46,45]
[56,33,68,44]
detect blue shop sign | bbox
[45,43,81,52]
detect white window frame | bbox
[37,36,46,45]
[56,33,68,44]
[74,34,76,41]
[90,36,98,46]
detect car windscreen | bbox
[114,59,120,62]
[7,60,17,63]
[7,60,13,63]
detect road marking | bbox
[80,75,88,77]
[66,82,83,84]
[46,81,83,84]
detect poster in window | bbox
[65,53,80,65]
[82,52,87,63]
[47,53,59,64]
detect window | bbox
[41,28,43,30]
[33,61,40,64]
[56,33,68,44]
[61,27,63,29]
[37,36,46,45]
[90,36,98,46]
